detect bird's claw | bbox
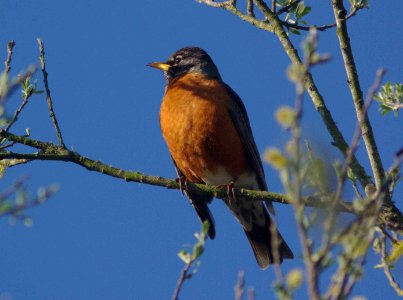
[219,181,236,206]
[176,175,188,195]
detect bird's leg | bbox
[218,181,236,206]
[227,181,236,206]
[175,174,188,195]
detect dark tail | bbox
[244,205,293,269]
[185,190,216,239]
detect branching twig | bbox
[37,38,66,148]
[290,51,320,300]
[0,129,355,211]
[333,69,386,208]
[0,67,37,104]
[0,183,57,218]
[199,0,371,190]
[198,1,273,32]
[281,7,359,32]
[380,233,403,296]
[331,0,386,194]
[198,0,402,233]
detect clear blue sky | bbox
[1,1,402,299]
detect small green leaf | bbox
[192,244,204,260]
[387,240,403,264]
[299,6,311,17]
[178,250,191,264]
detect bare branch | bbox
[271,0,277,13]
[234,271,245,300]
[5,79,37,132]
[0,176,57,222]
[4,40,16,75]
[247,0,255,17]
[172,260,192,300]
[198,0,273,32]
[281,7,359,32]
[0,129,354,211]
[331,0,386,193]
[37,38,66,148]
[334,69,386,205]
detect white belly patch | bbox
[201,165,259,190]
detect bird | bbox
[148,47,293,269]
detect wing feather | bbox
[224,83,275,214]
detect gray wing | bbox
[224,83,275,214]
[224,83,267,191]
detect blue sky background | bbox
[1,0,402,299]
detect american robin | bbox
[148,47,293,269]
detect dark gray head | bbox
[148,47,222,82]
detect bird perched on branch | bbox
[148,47,293,269]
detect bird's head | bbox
[148,47,221,82]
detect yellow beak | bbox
[147,62,170,71]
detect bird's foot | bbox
[175,175,188,195]
[219,181,236,206]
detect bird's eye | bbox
[174,56,182,64]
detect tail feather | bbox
[244,216,293,269]
[185,190,216,239]
[229,201,293,269]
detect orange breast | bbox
[160,73,251,184]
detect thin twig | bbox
[198,0,231,8]
[342,255,367,299]
[37,38,66,148]
[4,40,16,75]
[281,7,359,32]
[379,226,399,245]
[247,288,255,300]
[234,271,245,300]
[334,69,386,206]
[172,261,192,300]
[324,191,380,300]
[0,176,28,202]
[318,69,392,265]
[247,0,255,17]
[380,233,403,296]
[271,0,276,13]
[331,0,386,193]
[0,184,57,218]
[292,66,321,300]
[198,1,274,32]
[5,89,34,132]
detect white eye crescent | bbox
[174,56,182,64]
